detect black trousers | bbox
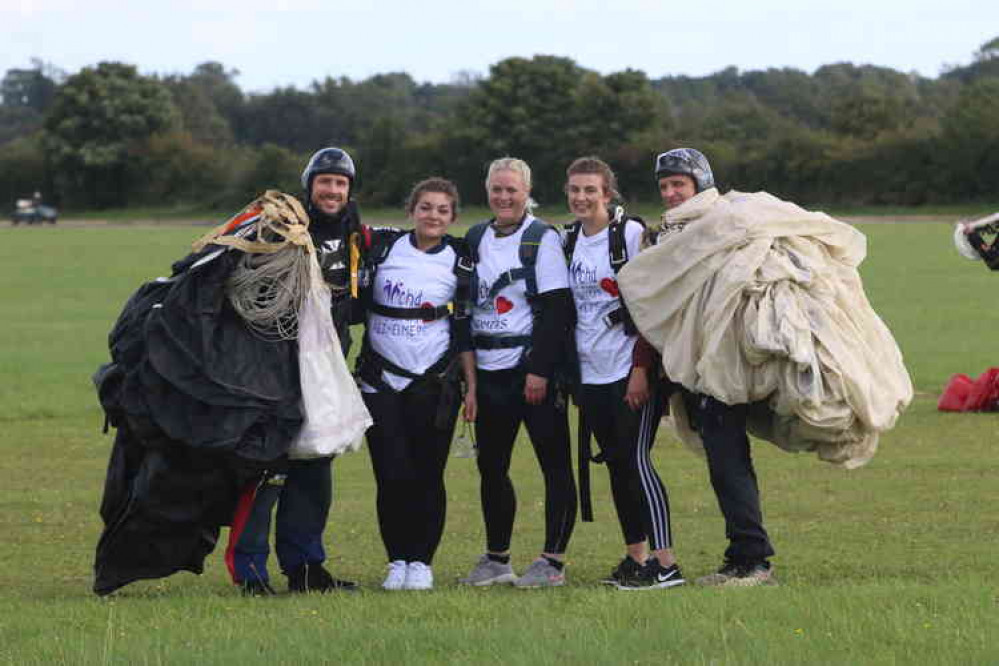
[691,393,775,564]
[474,368,577,555]
[363,379,459,564]
[578,378,674,550]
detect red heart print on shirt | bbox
[495,296,514,314]
[600,277,620,297]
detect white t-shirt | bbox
[471,217,569,371]
[363,233,456,392]
[568,219,644,385]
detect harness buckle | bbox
[419,304,439,322]
[456,255,474,274]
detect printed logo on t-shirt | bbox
[471,279,511,332]
[382,279,425,308]
[372,278,435,340]
[599,277,619,297]
[569,259,608,315]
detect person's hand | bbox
[624,367,650,411]
[524,373,548,405]
[463,387,478,422]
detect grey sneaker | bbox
[458,555,517,586]
[696,561,777,587]
[513,558,566,589]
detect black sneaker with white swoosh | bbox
[616,560,686,590]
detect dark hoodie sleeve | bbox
[525,288,573,378]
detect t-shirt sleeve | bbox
[534,228,569,294]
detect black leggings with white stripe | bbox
[577,377,673,550]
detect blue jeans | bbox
[230,457,333,584]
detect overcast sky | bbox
[3,0,997,92]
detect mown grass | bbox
[0,219,996,665]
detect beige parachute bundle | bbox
[193,190,315,341]
[618,189,913,469]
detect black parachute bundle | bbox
[92,192,312,596]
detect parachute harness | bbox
[193,191,316,341]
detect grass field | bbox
[0,216,996,665]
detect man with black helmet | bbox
[633,147,777,587]
[228,147,365,595]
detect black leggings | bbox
[578,378,674,550]
[363,380,459,564]
[474,368,577,555]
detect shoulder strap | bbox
[607,221,627,275]
[368,228,405,268]
[448,235,473,320]
[519,219,553,298]
[562,221,581,265]
[608,214,646,275]
[465,221,490,264]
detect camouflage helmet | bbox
[301,147,356,196]
[654,148,715,193]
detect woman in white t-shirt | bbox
[357,177,476,591]
[563,156,684,590]
[458,158,578,589]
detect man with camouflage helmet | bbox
[634,148,778,587]
[227,147,366,595]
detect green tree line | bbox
[2,39,997,213]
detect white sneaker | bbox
[404,561,433,590]
[382,560,407,591]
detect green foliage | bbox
[127,131,231,204]
[940,78,999,200]
[0,133,47,204]
[3,38,999,213]
[223,143,305,206]
[453,56,669,205]
[43,62,180,207]
[975,35,999,60]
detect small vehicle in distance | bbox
[11,196,58,225]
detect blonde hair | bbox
[486,157,537,213]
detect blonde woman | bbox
[459,158,577,588]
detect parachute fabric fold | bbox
[618,189,913,468]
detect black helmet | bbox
[301,147,356,196]
[654,148,714,193]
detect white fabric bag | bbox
[287,257,372,459]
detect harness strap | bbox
[359,344,454,391]
[472,334,532,350]
[485,267,530,299]
[370,302,450,322]
[577,409,594,523]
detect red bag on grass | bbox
[938,368,999,412]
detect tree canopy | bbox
[2,38,997,211]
